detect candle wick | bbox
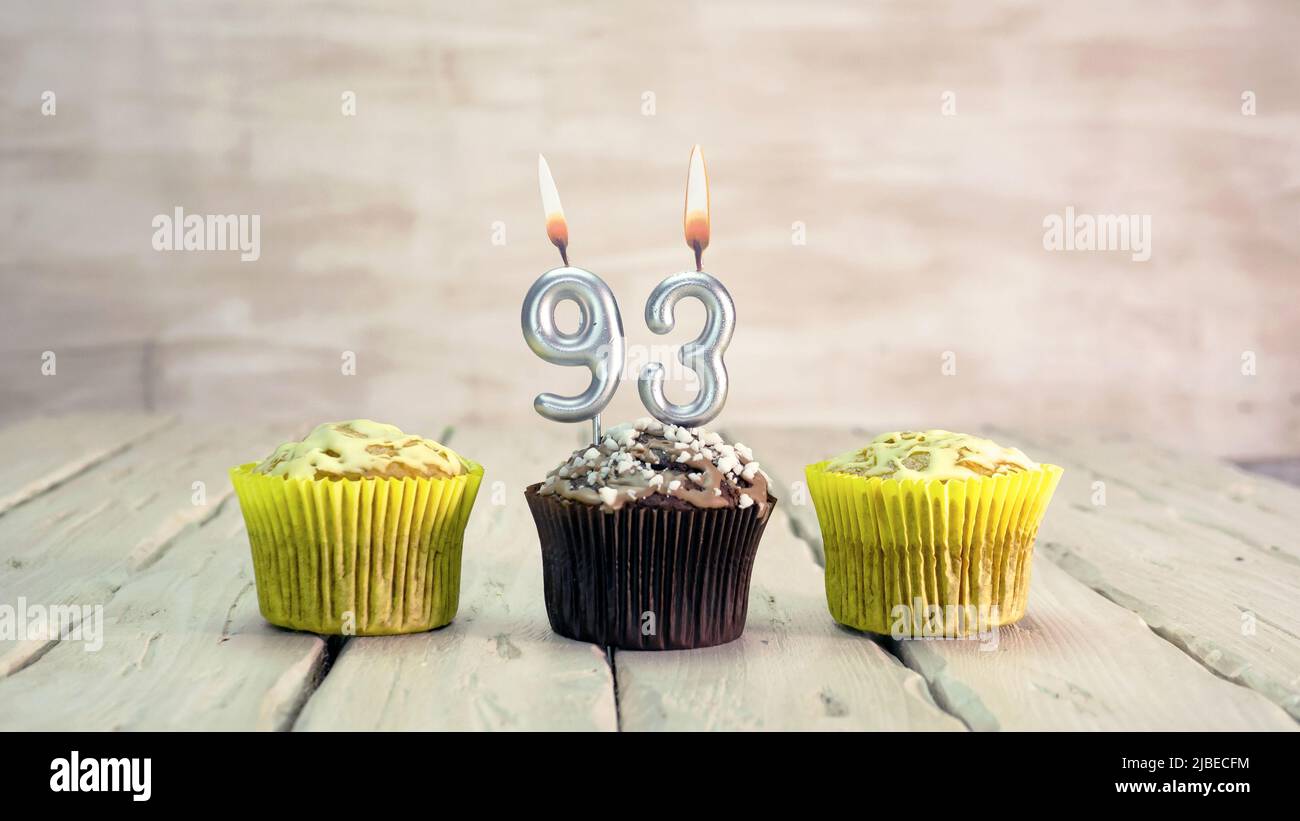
[693,242,703,271]
[560,245,569,266]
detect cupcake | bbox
[806,430,1062,637]
[524,418,776,650]
[229,420,483,635]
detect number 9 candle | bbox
[521,155,625,445]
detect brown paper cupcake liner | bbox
[524,485,775,650]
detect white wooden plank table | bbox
[0,415,1296,731]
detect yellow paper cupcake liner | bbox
[805,461,1062,637]
[229,461,483,635]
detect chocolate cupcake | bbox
[525,418,775,650]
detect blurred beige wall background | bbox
[2,1,1298,459]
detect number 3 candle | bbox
[638,145,735,428]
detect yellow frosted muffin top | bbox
[253,420,467,481]
[826,430,1039,481]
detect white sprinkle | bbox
[735,443,753,461]
[675,427,693,443]
[668,480,682,492]
[676,452,690,463]
[648,474,664,487]
[583,447,600,461]
[741,461,761,481]
[598,487,619,507]
[738,494,754,509]
[714,488,722,496]
[704,431,723,447]
[716,455,740,475]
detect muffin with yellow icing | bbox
[230,420,483,635]
[806,430,1061,637]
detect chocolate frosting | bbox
[538,418,770,514]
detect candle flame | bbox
[684,144,709,269]
[538,154,569,264]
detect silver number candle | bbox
[638,145,733,428]
[638,270,734,427]
[522,266,625,426]
[523,156,625,441]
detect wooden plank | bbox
[612,428,965,731]
[1000,432,1300,721]
[1012,430,1300,565]
[614,506,967,731]
[895,559,1296,731]
[293,423,618,731]
[0,420,287,677]
[734,425,1300,730]
[0,502,327,730]
[7,417,1292,730]
[0,414,173,515]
